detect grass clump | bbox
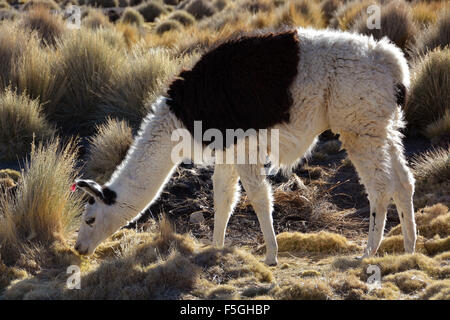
[155,19,182,35]
[420,279,450,300]
[82,9,113,29]
[410,148,450,208]
[120,7,145,26]
[405,48,450,135]
[98,46,183,127]
[22,7,65,46]
[0,139,83,264]
[414,9,450,55]
[424,110,450,145]
[276,231,359,254]
[185,0,217,20]
[50,29,123,134]
[137,1,167,22]
[272,277,332,300]
[352,0,417,51]
[330,0,376,30]
[389,204,449,239]
[83,118,133,184]
[0,0,10,9]
[168,10,195,26]
[23,0,60,11]
[88,0,119,7]
[384,270,430,294]
[0,88,54,162]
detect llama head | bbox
[74,179,121,255]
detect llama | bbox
[74,28,417,266]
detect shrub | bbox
[120,7,145,26]
[405,48,450,134]
[155,18,182,34]
[168,9,194,26]
[137,1,167,22]
[0,139,83,264]
[352,0,417,51]
[414,9,450,55]
[185,0,216,20]
[83,118,133,184]
[82,9,113,29]
[51,30,123,134]
[22,7,65,46]
[0,88,54,162]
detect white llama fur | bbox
[75,28,416,265]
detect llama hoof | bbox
[264,257,278,266]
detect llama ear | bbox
[101,187,116,205]
[75,179,104,200]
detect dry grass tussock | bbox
[21,7,66,46]
[83,118,134,184]
[352,0,417,51]
[1,216,274,299]
[405,48,450,135]
[0,88,54,162]
[276,231,360,254]
[410,146,450,208]
[0,139,84,265]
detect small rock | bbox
[190,211,205,224]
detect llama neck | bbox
[105,100,181,221]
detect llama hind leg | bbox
[390,141,417,253]
[212,164,240,248]
[340,133,393,257]
[235,164,278,266]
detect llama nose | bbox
[75,244,86,255]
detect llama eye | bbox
[85,217,95,226]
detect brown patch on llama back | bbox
[167,30,300,143]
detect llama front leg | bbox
[212,164,240,248]
[235,164,278,266]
